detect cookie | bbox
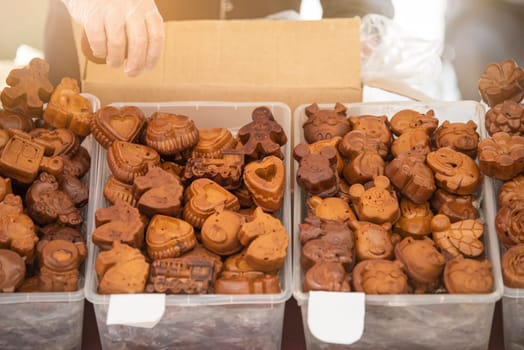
[478,59,524,107]
[478,132,524,181]
[352,259,409,294]
[303,103,349,143]
[433,120,479,158]
[443,256,493,293]
[349,176,400,224]
[146,215,197,259]
[145,112,199,157]
[431,214,484,259]
[389,109,438,136]
[294,143,338,197]
[91,106,146,149]
[243,155,285,212]
[485,100,524,137]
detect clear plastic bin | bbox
[292,101,504,350]
[0,93,100,350]
[85,101,293,350]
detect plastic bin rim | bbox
[108,100,292,113]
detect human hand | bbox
[63,0,164,77]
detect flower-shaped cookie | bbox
[478,59,524,107]
[303,103,349,143]
[427,147,481,195]
[478,132,524,180]
[303,261,351,292]
[498,176,524,208]
[496,200,524,248]
[294,143,338,197]
[352,259,409,294]
[306,196,356,223]
[238,106,287,159]
[389,109,439,136]
[394,198,433,238]
[431,214,484,259]
[501,244,524,288]
[348,114,392,147]
[485,100,524,137]
[443,256,493,294]
[349,175,400,224]
[385,147,436,204]
[91,106,146,149]
[433,121,480,158]
[0,58,53,119]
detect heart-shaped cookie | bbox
[183,178,240,229]
[91,106,146,149]
[107,141,160,184]
[146,215,196,259]
[145,112,199,156]
[243,155,285,212]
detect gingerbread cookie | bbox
[485,100,524,137]
[443,256,493,294]
[294,143,338,197]
[389,109,438,136]
[349,176,400,224]
[303,103,349,143]
[352,259,409,294]
[145,112,199,157]
[478,59,524,107]
[478,132,524,181]
[433,121,480,158]
[91,106,146,149]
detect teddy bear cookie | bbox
[338,130,388,161]
[443,256,493,294]
[96,241,150,294]
[349,221,397,261]
[146,215,197,259]
[478,59,524,107]
[107,141,161,184]
[43,77,92,137]
[0,58,53,119]
[430,189,479,222]
[303,261,351,292]
[348,114,392,147]
[349,176,400,224]
[306,195,356,223]
[191,128,237,159]
[391,128,432,158]
[145,244,223,294]
[433,121,480,158]
[301,230,354,271]
[184,149,244,190]
[201,209,244,256]
[238,106,287,160]
[427,147,481,195]
[431,214,484,259]
[485,100,524,137]
[352,259,409,294]
[394,198,433,238]
[293,143,338,197]
[302,103,349,143]
[306,136,345,175]
[389,109,439,136]
[91,106,146,149]
[145,112,199,157]
[501,244,524,288]
[478,132,524,181]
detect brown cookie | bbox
[348,114,392,147]
[184,149,244,190]
[145,112,199,157]
[245,230,289,273]
[389,109,438,136]
[103,176,136,206]
[0,176,12,203]
[201,209,244,256]
[349,176,400,224]
[385,147,436,204]
[433,121,479,158]
[390,128,431,158]
[91,106,146,149]
[28,128,80,158]
[238,106,287,159]
[338,130,388,161]
[107,141,161,184]
[57,173,89,208]
[349,221,396,261]
[37,224,87,263]
[427,147,481,195]
[303,261,351,292]
[37,239,81,292]
[243,155,285,212]
[43,77,92,137]
[478,59,524,107]
[501,244,524,288]
[0,109,34,132]
[62,146,91,178]
[25,173,82,226]
[146,215,196,259]
[498,176,524,208]
[0,249,26,292]
[303,103,349,144]
[394,198,433,238]
[352,259,409,294]
[443,256,493,294]
[478,132,524,181]
[192,128,237,159]
[0,58,53,119]
[431,214,484,259]
[430,189,479,222]
[307,136,345,175]
[293,143,338,197]
[496,200,524,248]
[299,215,354,246]
[238,207,286,246]
[145,245,222,294]
[394,236,446,293]
[485,100,524,137]
[215,271,280,294]
[96,241,150,294]
[343,150,385,185]
[306,196,356,223]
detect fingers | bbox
[104,10,126,68]
[144,9,165,70]
[124,14,148,76]
[84,17,107,59]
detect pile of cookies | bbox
[91,105,289,295]
[296,102,493,294]
[477,58,524,289]
[0,58,92,293]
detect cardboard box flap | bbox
[75,18,362,107]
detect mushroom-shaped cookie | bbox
[427,147,481,195]
[394,236,446,293]
[478,59,524,107]
[352,259,409,294]
[303,103,349,143]
[96,241,150,294]
[145,112,200,157]
[349,176,400,224]
[485,100,524,137]
[349,221,397,261]
[90,106,146,149]
[243,155,285,212]
[433,121,480,158]
[306,196,356,223]
[238,106,287,160]
[294,143,338,197]
[146,215,197,259]
[431,214,484,259]
[443,256,493,294]
[303,261,351,292]
[430,189,479,223]
[496,200,524,248]
[478,132,524,181]
[498,176,524,208]
[389,109,438,136]
[501,244,524,288]
[394,198,433,238]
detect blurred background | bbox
[0,0,523,101]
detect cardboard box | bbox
[73,18,362,110]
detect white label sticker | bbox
[107,294,166,328]
[308,291,365,345]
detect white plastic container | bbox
[292,101,504,350]
[85,101,292,350]
[0,93,100,350]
